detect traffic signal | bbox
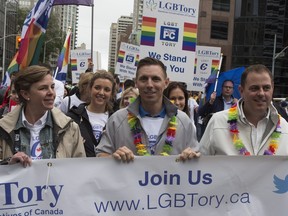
[16,35,21,49]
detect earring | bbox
[27,98,30,101]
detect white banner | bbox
[115,42,140,78]
[191,45,222,91]
[140,0,200,83]
[0,156,288,216]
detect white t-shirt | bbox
[188,98,198,125]
[22,110,48,160]
[86,108,109,142]
[141,117,164,155]
[53,79,64,108]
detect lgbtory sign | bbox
[115,42,140,78]
[140,0,200,83]
[0,156,288,215]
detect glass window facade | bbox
[232,0,288,98]
[213,0,230,12]
[211,20,228,40]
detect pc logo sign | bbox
[160,26,179,42]
[126,55,134,63]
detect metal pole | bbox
[272,34,276,77]
[2,0,7,80]
[43,42,47,63]
[43,37,62,63]
[91,3,94,71]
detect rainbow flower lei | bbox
[227,104,281,155]
[128,113,177,156]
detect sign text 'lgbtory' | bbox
[158,1,197,16]
[0,182,64,215]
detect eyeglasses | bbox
[223,86,233,89]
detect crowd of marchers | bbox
[1,57,288,166]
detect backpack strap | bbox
[67,96,71,112]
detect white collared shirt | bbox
[223,97,233,110]
[238,102,270,154]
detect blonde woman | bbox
[60,72,94,114]
[120,87,139,109]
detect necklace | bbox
[227,104,281,155]
[128,112,177,156]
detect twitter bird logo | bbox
[273,175,288,194]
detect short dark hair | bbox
[136,57,167,79]
[123,79,135,89]
[241,64,273,87]
[222,80,234,88]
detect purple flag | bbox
[53,0,93,6]
[205,69,218,84]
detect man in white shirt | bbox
[200,64,288,155]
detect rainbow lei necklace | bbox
[128,112,177,156]
[227,104,281,155]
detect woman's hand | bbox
[9,152,32,167]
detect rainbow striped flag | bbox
[71,59,77,71]
[54,30,72,82]
[16,0,54,70]
[140,16,157,46]
[182,22,197,52]
[117,50,125,63]
[1,52,19,87]
[211,59,220,74]
[194,58,197,74]
[134,54,139,67]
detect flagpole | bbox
[213,53,223,92]
[90,2,94,71]
[54,66,59,79]
[2,0,7,80]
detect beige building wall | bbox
[198,0,235,71]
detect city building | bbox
[197,0,235,72]
[0,0,19,79]
[108,23,118,71]
[132,0,143,32]
[232,0,288,98]
[53,5,79,49]
[108,15,133,71]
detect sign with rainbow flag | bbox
[140,0,199,82]
[192,45,221,91]
[70,49,92,83]
[115,42,140,78]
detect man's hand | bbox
[209,92,216,104]
[9,152,32,167]
[233,98,238,104]
[112,146,135,162]
[177,147,201,162]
